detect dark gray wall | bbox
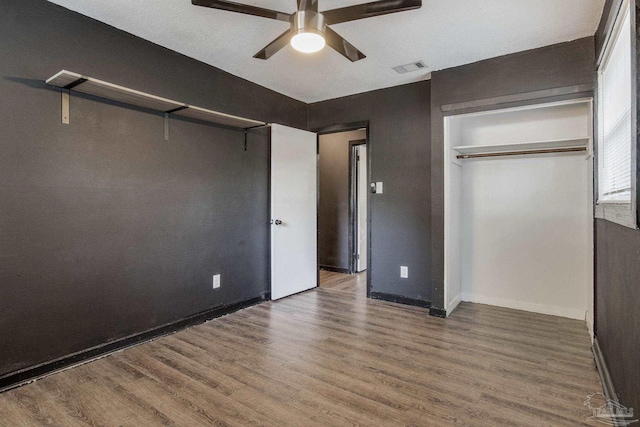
[318,129,366,271]
[429,37,596,309]
[309,81,432,303]
[0,0,306,377]
[593,0,640,414]
[595,221,640,414]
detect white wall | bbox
[357,145,368,272]
[444,119,463,313]
[445,100,593,321]
[461,154,592,319]
[448,102,591,146]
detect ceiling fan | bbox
[192,0,422,62]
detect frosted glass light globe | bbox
[291,32,326,53]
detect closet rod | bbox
[456,146,586,159]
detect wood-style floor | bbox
[0,271,603,426]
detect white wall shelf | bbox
[452,137,591,158]
[171,105,264,129]
[46,70,266,133]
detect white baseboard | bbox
[461,293,586,320]
[586,310,594,342]
[446,294,462,316]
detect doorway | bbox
[317,127,369,293]
[350,141,368,273]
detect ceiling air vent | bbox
[393,61,428,74]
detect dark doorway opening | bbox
[316,125,370,281]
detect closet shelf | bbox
[452,137,590,157]
[46,70,266,129]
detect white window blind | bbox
[599,6,632,202]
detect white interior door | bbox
[271,124,318,300]
[356,145,368,272]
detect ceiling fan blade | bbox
[253,30,293,60]
[322,0,421,25]
[297,0,318,12]
[324,27,366,62]
[192,0,292,22]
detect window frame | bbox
[595,0,638,229]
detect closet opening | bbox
[443,98,594,336]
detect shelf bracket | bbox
[244,129,248,152]
[243,124,271,152]
[163,106,188,142]
[61,89,70,125]
[164,113,170,141]
[59,77,85,125]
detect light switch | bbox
[400,266,408,278]
[375,182,383,194]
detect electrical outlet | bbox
[213,274,221,289]
[400,266,408,279]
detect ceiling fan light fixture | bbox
[290,31,326,54]
[192,0,423,61]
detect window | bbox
[596,0,637,228]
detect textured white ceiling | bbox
[47,0,605,103]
